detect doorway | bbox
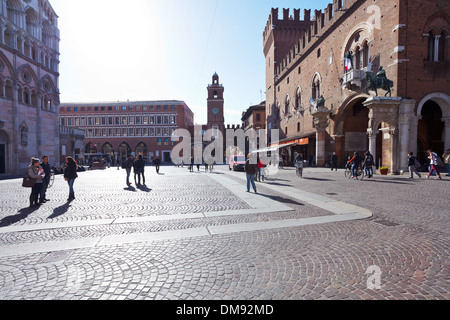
[163,151,171,163]
[0,144,5,173]
[418,100,444,163]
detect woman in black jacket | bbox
[64,156,78,202]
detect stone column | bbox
[12,83,19,174]
[312,108,331,167]
[398,99,417,172]
[36,94,42,156]
[367,128,378,163]
[443,117,450,152]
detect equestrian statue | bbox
[365,66,394,97]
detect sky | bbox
[50,0,331,125]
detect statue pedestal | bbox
[363,97,402,174]
[312,107,332,167]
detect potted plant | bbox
[379,167,389,175]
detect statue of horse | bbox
[365,71,394,97]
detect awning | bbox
[251,142,296,154]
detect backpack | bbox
[435,155,444,167]
[414,157,421,168]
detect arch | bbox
[84,142,97,154]
[3,24,16,48]
[17,64,39,88]
[311,72,322,101]
[25,7,39,38]
[423,13,450,35]
[417,92,450,118]
[284,94,290,115]
[334,94,371,133]
[118,142,131,159]
[6,0,23,25]
[341,23,374,59]
[136,142,148,157]
[101,142,115,155]
[0,51,14,78]
[295,86,303,111]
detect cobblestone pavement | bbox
[0,164,448,300]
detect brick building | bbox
[59,101,194,164]
[263,0,449,173]
[0,0,60,175]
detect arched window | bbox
[285,95,290,115]
[312,74,321,100]
[5,80,13,99]
[354,46,361,70]
[295,88,302,111]
[362,41,370,68]
[6,0,22,25]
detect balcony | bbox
[342,69,365,88]
[60,126,85,139]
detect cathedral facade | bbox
[264,0,450,173]
[0,0,60,175]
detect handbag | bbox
[22,173,36,188]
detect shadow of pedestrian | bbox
[137,184,152,192]
[257,193,305,206]
[302,177,335,181]
[0,206,40,227]
[48,202,72,219]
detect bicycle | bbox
[344,163,364,180]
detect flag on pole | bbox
[344,51,352,72]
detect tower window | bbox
[214,91,218,98]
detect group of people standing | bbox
[122,155,162,186]
[26,155,78,207]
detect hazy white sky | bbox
[50,0,330,125]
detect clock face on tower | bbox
[212,108,219,115]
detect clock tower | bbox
[207,73,225,138]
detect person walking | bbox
[154,156,161,174]
[363,151,374,178]
[64,156,78,202]
[257,156,265,182]
[27,157,44,207]
[407,152,422,179]
[39,155,52,203]
[426,149,442,180]
[294,154,304,177]
[442,149,450,177]
[330,152,338,171]
[245,154,257,193]
[123,155,133,186]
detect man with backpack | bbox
[363,151,374,178]
[407,152,422,179]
